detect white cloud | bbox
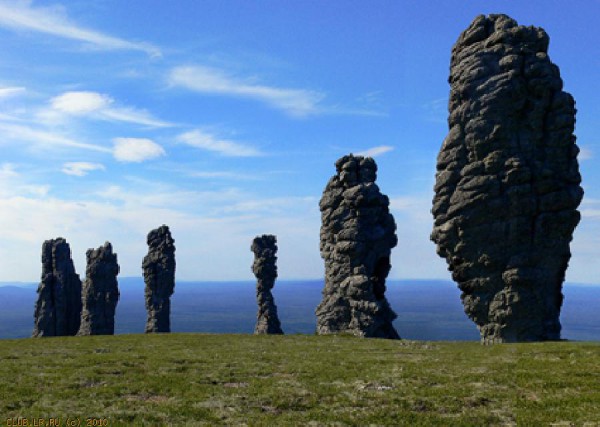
[0,121,111,153]
[169,65,324,117]
[61,162,105,176]
[0,86,25,98]
[0,1,161,57]
[579,146,593,161]
[0,163,18,178]
[113,137,165,162]
[47,91,172,128]
[356,145,394,158]
[178,129,262,157]
[51,91,111,114]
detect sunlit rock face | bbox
[78,242,120,336]
[143,225,176,333]
[251,234,283,335]
[431,14,583,344]
[33,238,82,337]
[316,154,400,339]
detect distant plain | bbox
[1,279,598,341]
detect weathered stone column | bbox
[33,238,82,337]
[143,225,176,333]
[78,242,120,336]
[252,234,283,335]
[431,14,583,343]
[316,154,399,339]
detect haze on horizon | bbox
[0,1,598,284]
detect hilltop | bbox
[1,334,599,425]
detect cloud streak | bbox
[47,91,173,128]
[62,162,105,176]
[356,145,394,158]
[0,121,111,153]
[0,1,161,57]
[113,137,166,162]
[169,65,324,117]
[178,129,262,157]
[0,86,25,98]
[579,146,593,161]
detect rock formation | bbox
[78,242,120,336]
[251,234,283,334]
[431,14,583,343]
[33,238,82,337]
[143,225,176,333]
[316,154,400,339]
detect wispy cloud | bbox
[0,162,50,198]
[0,86,25,98]
[0,121,111,153]
[421,97,447,123]
[356,145,394,158]
[61,161,105,176]
[0,163,18,178]
[46,91,172,128]
[169,65,324,117]
[580,198,600,219]
[579,146,593,161]
[178,129,262,157]
[113,137,166,162]
[0,1,161,57]
[190,171,258,180]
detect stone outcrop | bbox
[316,154,400,339]
[251,234,283,334]
[143,225,176,333]
[78,242,120,336]
[33,238,82,337]
[431,14,583,343]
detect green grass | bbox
[1,334,599,426]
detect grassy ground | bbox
[0,334,599,426]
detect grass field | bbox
[1,334,599,426]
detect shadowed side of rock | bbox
[431,14,583,343]
[33,238,82,337]
[316,154,400,339]
[252,234,283,335]
[143,225,176,333]
[78,242,120,336]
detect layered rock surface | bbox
[33,238,82,337]
[251,235,284,334]
[143,225,176,333]
[431,14,583,343]
[78,242,120,336]
[316,154,399,339]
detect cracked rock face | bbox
[316,154,400,339]
[78,242,120,336]
[251,234,283,334]
[143,225,176,333]
[33,238,82,337]
[431,14,583,344]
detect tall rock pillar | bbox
[316,154,400,339]
[78,242,120,336]
[251,234,283,335]
[33,238,82,337]
[431,15,583,343]
[143,225,176,333]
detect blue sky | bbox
[0,0,598,283]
